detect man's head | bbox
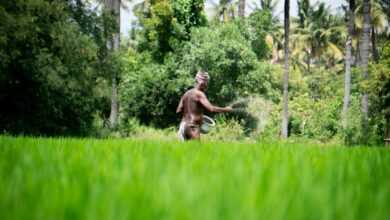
[195,70,210,91]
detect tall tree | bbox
[217,0,236,22]
[260,0,279,11]
[0,0,101,135]
[355,0,387,63]
[359,0,371,140]
[291,1,345,73]
[238,0,245,17]
[297,0,310,28]
[104,0,121,128]
[258,0,281,63]
[342,0,356,129]
[281,0,289,138]
[379,0,390,19]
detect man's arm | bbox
[197,92,232,113]
[176,96,184,113]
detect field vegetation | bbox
[1,136,390,220]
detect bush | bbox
[0,0,102,136]
[203,117,246,141]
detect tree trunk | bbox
[222,7,228,22]
[271,46,279,64]
[281,0,289,138]
[342,0,355,129]
[105,0,121,129]
[359,0,371,141]
[238,0,245,18]
[371,26,379,63]
[306,50,311,73]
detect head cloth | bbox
[195,71,210,83]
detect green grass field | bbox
[0,136,389,220]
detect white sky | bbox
[120,0,345,36]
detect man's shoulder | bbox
[183,89,205,101]
[185,88,202,95]
[192,89,206,97]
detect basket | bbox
[200,115,216,134]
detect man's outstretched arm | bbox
[197,92,232,113]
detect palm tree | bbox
[291,2,345,72]
[297,0,310,28]
[257,0,282,64]
[355,0,387,62]
[281,0,289,138]
[133,0,150,17]
[238,0,245,17]
[267,25,283,64]
[210,0,237,22]
[260,0,279,11]
[359,0,371,141]
[342,0,356,129]
[379,0,390,20]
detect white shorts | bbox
[178,121,186,141]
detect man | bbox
[176,71,232,141]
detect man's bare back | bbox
[176,71,232,141]
[177,88,205,125]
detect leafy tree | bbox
[292,1,345,72]
[247,9,273,59]
[368,43,390,143]
[210,0,237,22]
[137,0,206,61]
[0,0,103,135]
[259,0,279,11]
[379,0,390,20]
[254,0,282,64]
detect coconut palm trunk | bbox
[359,0,371,141]
[342,0,355,129]
[371,26,379,62]
[105,0,121,128]
[238,0,245,17]
[281,0,289,138]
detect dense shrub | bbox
[136,0,207,61]
[0,0,105,136]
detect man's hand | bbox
[225,106,233,112]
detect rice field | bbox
[0,136,389,220]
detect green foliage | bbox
[119,51,185,127]
[289,94,342,140]
[137,0,207,61]
[367,43,390,140]
[1,136,390,219]
[204,117,246,141]
[341,96,365,145]
[247,10,273,59]
[172,0,207,33]
[1,0,389,144]
[292,1,345,72]
[0,0,107,136]
[120,22,278,128]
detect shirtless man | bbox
[176,71,232,141]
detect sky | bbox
[120,0,345,36]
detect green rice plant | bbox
[0,136,389,220]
